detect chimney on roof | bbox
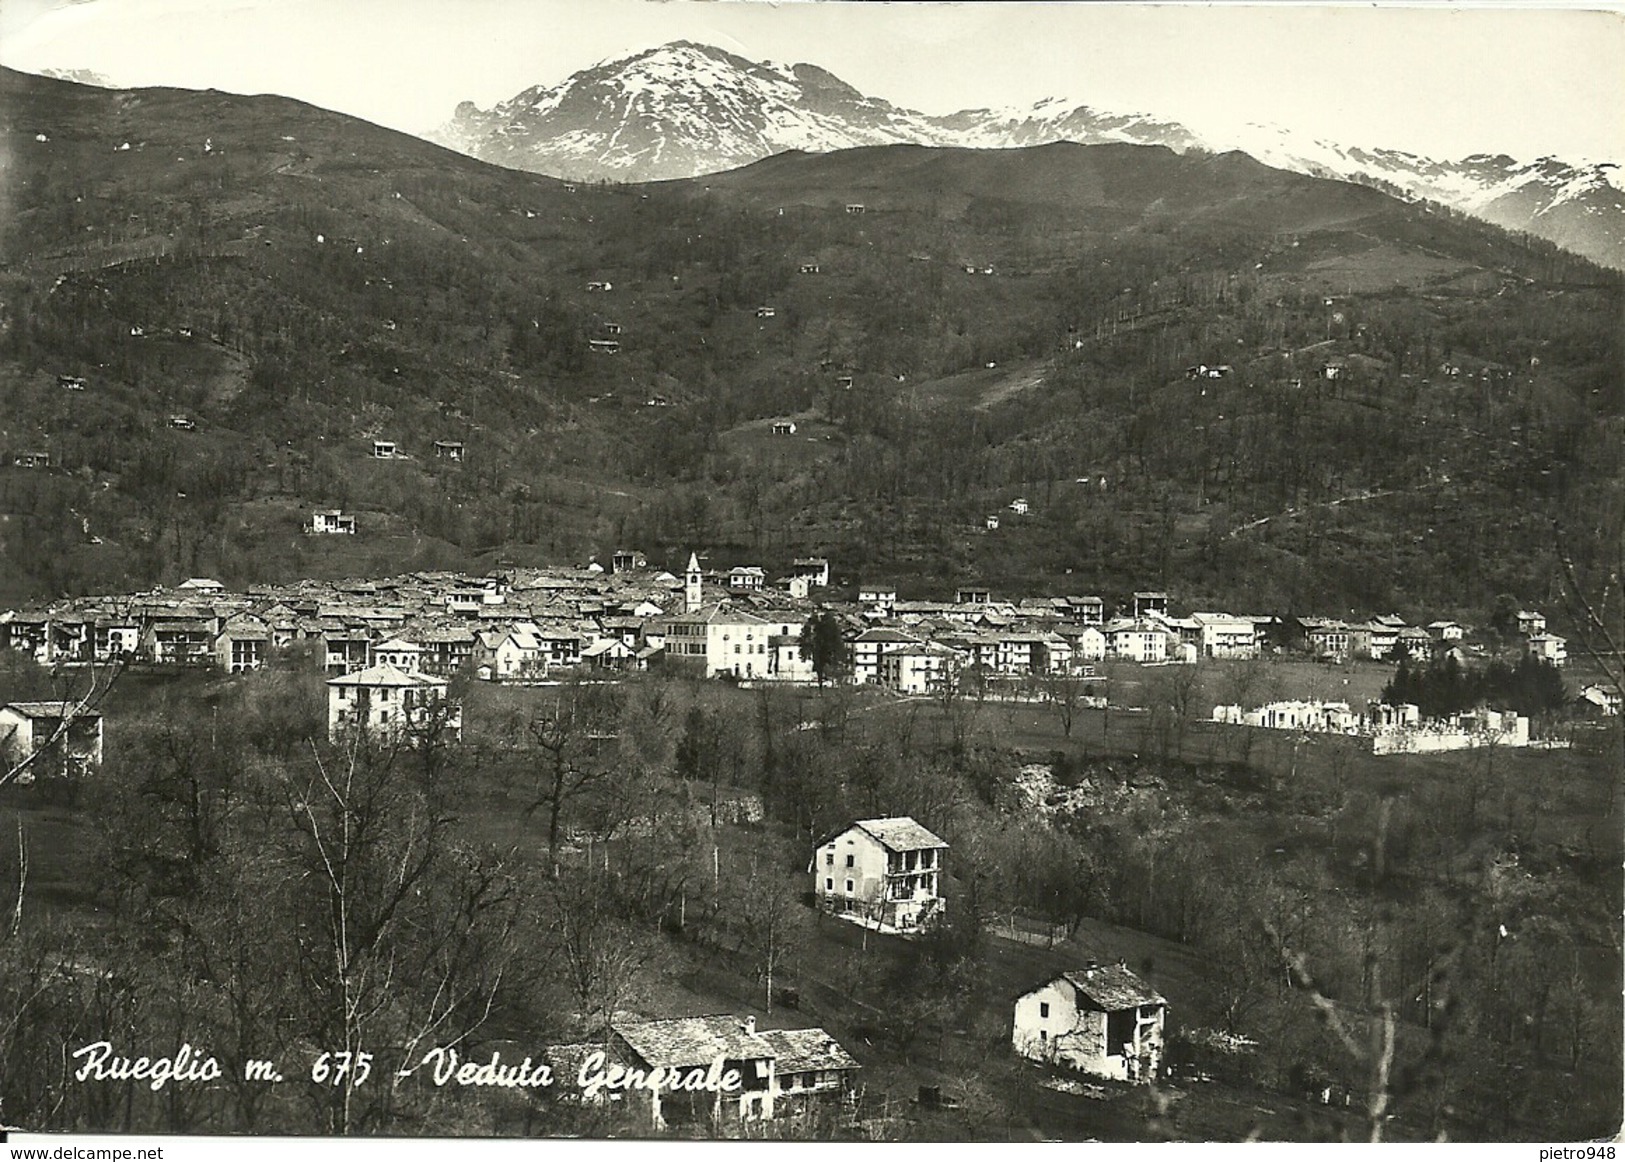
[744,1015,756,1035]
[1117,957,1127,969]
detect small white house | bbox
[771,420,797,435]
[371,440,399,459]
[1427,620,1465,641]
[1012,963,1168,1083]
[477,626,545,680]
[1065,625,1109,663]
[791,557,830,587]
[812,816,947,933]
[1578,683,1622,716]
[1527,633,1567,666]
[858,588,897,616]
[309,509,356,535]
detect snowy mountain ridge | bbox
[434,41,1623,268]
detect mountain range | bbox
[0,63,1618,616]
[434,41,1624,269]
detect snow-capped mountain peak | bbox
[435,41,941,181]
[433,41,1622,267]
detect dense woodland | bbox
[1,657,1619,1139]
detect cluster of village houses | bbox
[1212,700,1539,754]
[0,548,1596,768]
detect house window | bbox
[825,878,833,891]
[845,879,854,894]
[825,853,833,866]
[1040,1002,1050,1019]
[845,854,854,868]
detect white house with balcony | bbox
[812,816,947,933]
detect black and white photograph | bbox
[0,0,1621,1148]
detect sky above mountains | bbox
[3,0,1622,164]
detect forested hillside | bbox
[1,69,1619,619]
